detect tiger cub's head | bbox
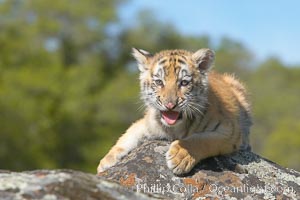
[132,48,215,127]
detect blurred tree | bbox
[263,119,300,170]
[214,37,254,78]
[0,0,125,171]
[248,58,300,157]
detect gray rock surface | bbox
[100,140,300,199]
[0,169,160,200]
[1,140,299,199]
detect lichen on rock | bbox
[0,140,299,200]
[100,140,300,199]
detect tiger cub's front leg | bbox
[97,119,146,174]
[166,131,241,175]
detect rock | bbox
[0,169,161,200]
[100,140,300,199]
[1,140,299,199]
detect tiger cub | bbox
[97,48,252,175]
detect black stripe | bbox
[156,96,162,105]
[212,121,221,132]
[152,74,160,79]
[202,119,210,131]
[158,59,167,65]
[150,83,156,91]
[180,55,188,61]
[178,59,186,65]
[181,69,188,77]
[152,68,163,78]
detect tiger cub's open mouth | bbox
[161,111,183,125]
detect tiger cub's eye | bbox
[155,79,164,86]
[180,80,189,86]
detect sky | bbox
[118,0,300,65]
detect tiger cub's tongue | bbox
[161,111,180,125]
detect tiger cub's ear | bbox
[192,48,215,71]
[132,48,152,72]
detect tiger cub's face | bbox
[132,48,215,127]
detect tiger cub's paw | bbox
[166,140,196,175]
[97,147,125,174]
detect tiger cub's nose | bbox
[166,102,176,110]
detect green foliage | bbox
[263,119,300,169]
[0,1,299,172]
[214,38,254,78]
[247,59,300,154]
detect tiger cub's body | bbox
[98,48,252,175]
